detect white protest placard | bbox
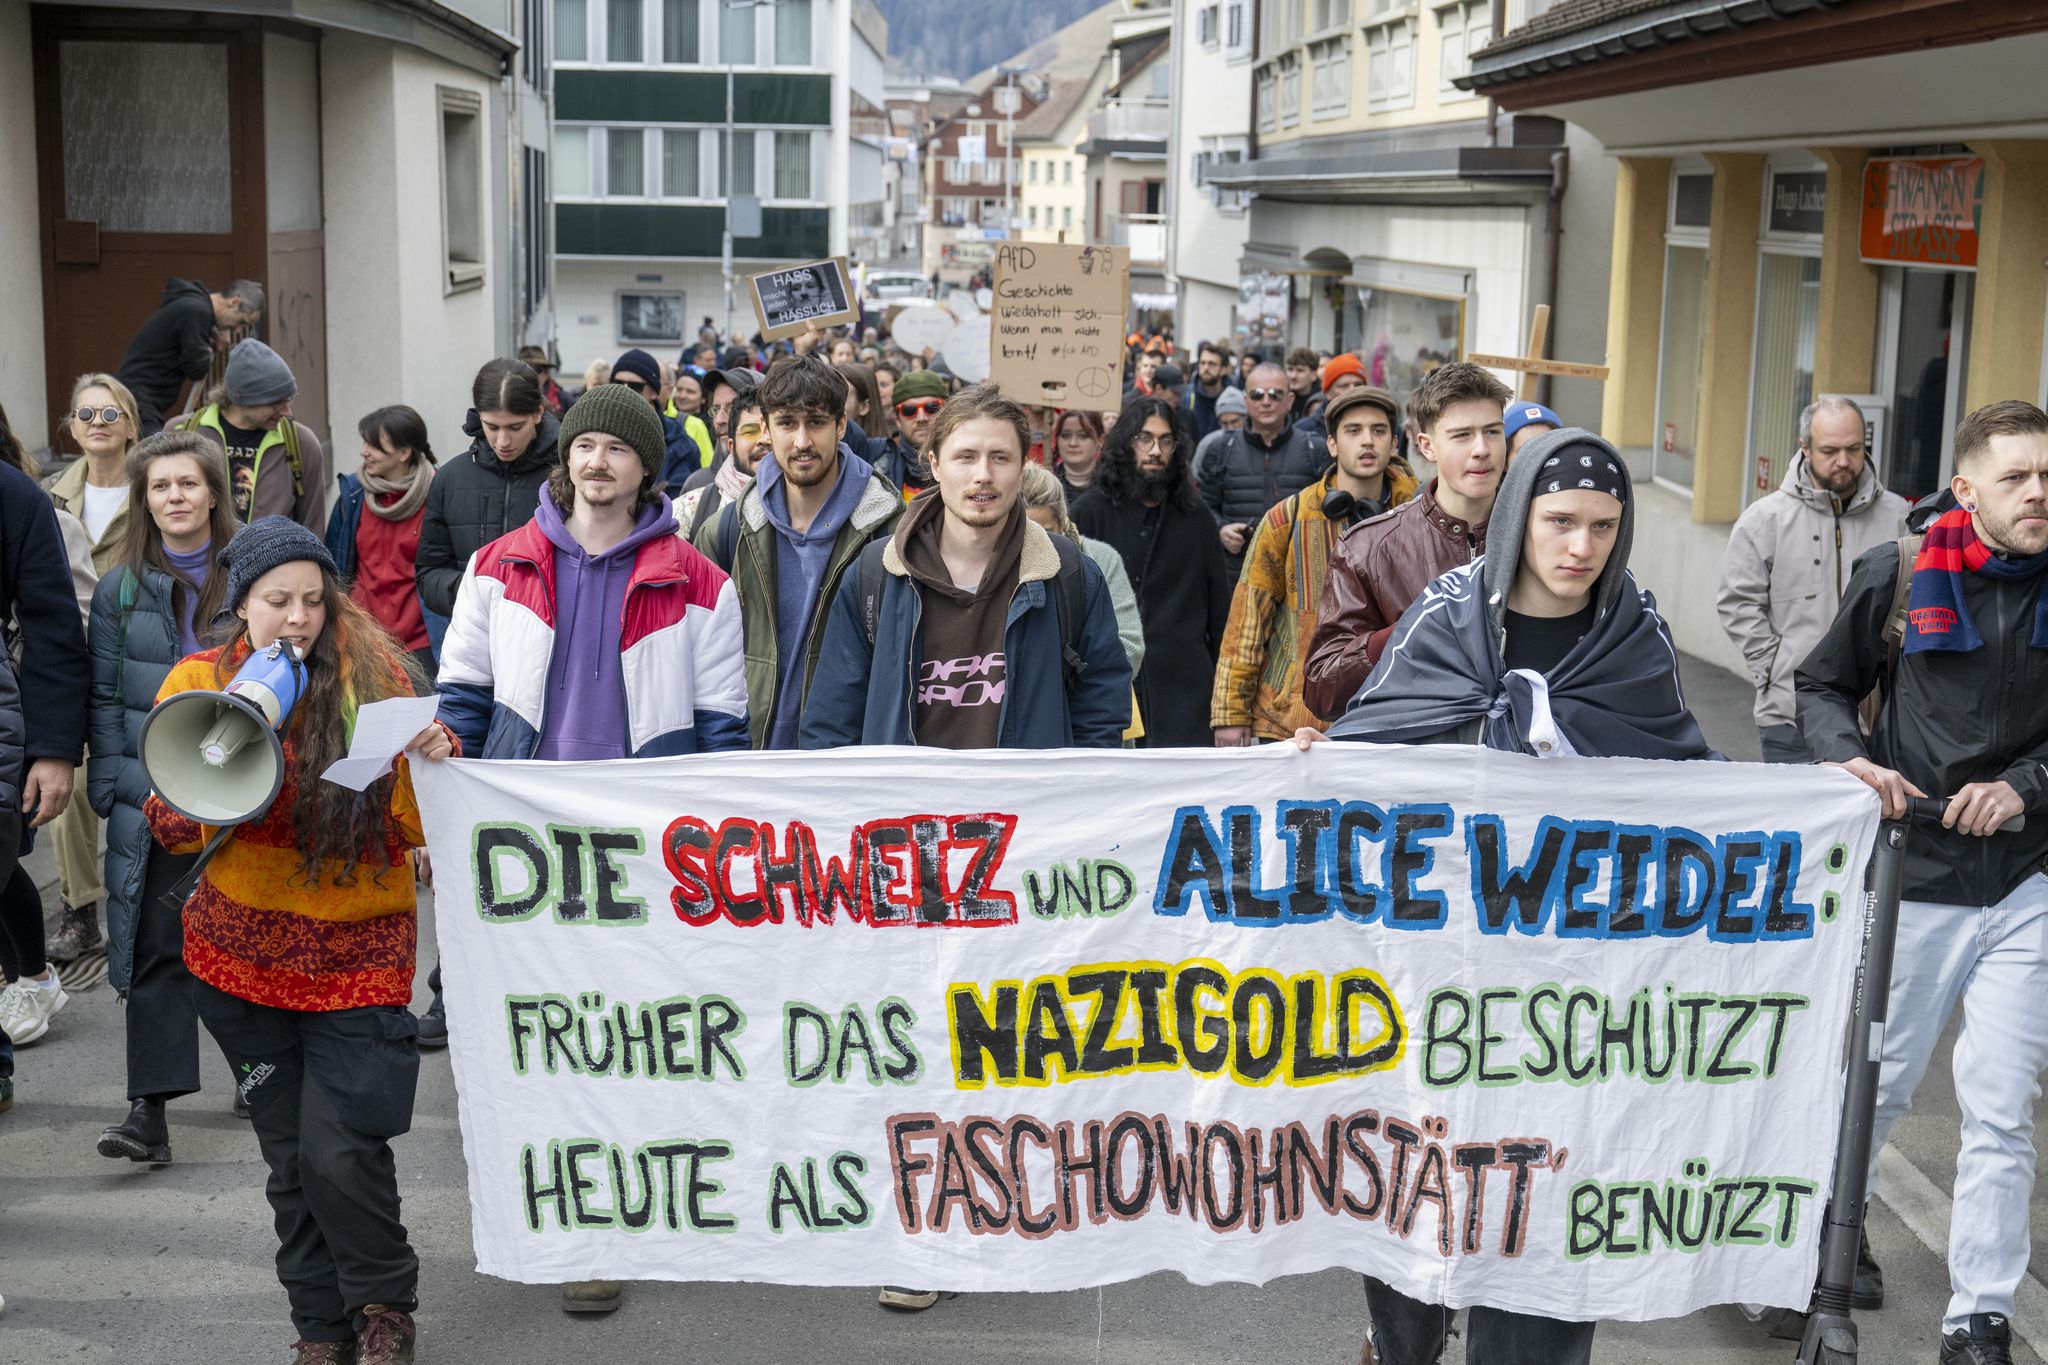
[414,745,1876,1321]
[990,242,1129,406]
[940,319,991,384]
[887,305,954,358]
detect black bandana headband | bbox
[1536,446,1628,502]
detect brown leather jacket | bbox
[1301,482,1488,720]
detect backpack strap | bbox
[279,420,305,499]
[856,539,889,649]
[1047,533,1089,689]
[114,566,139,664]
[715,497,741,571]
[1883,532,1923,685]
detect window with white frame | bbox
[1027,159,1038,183]
[1311,0,1350,33]
[662,0,698,62]
[606,127,644,195]
[773,130,811,198]
[438,86,483,292]
[1309,37,1350,119]
[1028,205,1039,227]
[1436,0,1489,96]
[661,129,700,197]
[1504,0,1561,29]
[556,0,588,59]
[1062,159,1073,184]
[774,0,811,64]
[1197,2,1218,46]
[718,0,754,62]
[1255,64,1277,134]
[1195,136,1250,213]
[1224,0,1250,55]
[722,129,756,195]
[1061,205,1072,229]
[1277,52,1301,127]
[606,0,642,61]
[555,125,591,195]
[1365,18,1415,110]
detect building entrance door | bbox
[1882,267,1972,501]
[33,15,267,436]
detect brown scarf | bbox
[359,458,434,522]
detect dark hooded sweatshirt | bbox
[896,494,1024,750]
[114,278,217,435]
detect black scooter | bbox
[1796,796,2026,1365]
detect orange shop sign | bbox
[1859,156,1983,269]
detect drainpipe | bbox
[1537,147,1567,408]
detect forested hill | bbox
[877,0,1111,82]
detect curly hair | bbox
[1093,396,1197,513]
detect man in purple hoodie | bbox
[434,382,748,1316]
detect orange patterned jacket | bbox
[145,646,429,1012]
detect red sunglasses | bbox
[896,398,943,418]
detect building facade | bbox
[1210,0,1612,429]
[1017,68,1107,246]
[1164,0,1254,346]
[919,75,1050,282]
[3,0,532,474]
[1465,0,2048,668]
[550,0,888,370]
[1076,7,1172,324]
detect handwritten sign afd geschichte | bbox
[990,242,1130,406]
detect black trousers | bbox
[1363,1276,1596,1365]
[195,979,421,1342]
[128,846,201,1101]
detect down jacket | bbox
[1,464,88,811]
[1717,456,1907,727]
[85,564,186,993]
[415,410,561,619]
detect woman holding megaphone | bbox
[87,430,238,1166]
[144,516,453,1365]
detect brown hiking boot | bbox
[289,1340,356,1364]
[355,1305,415,1364]
[45,903,102,964]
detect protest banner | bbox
[414,744,1877,1321]
[989,242,1130,406]
[748,257,858,342]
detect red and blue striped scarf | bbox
[1903,505,2048,654]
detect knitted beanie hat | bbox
[224,339,298,407]
[217,516,337,620]
[560,383,667,479]
[1215,387,1248,416]
[892,370,948,405]
[611,348,663,389]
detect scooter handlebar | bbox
[1899,794,2026,835]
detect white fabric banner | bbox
[413,744,1879,1322]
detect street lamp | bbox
[993,65,1025,237]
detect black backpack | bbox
[855,533,1091,687]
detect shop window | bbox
[1355,285,1465,416]
[1744,253,1821,504]
[1654,244,1709,491]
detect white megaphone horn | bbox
[141,638,308,828]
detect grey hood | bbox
[1478,425,1635,643]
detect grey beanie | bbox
[216,516,337,622]
[225,338,298,407]
[1215,386,1247,417]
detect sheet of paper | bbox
[320,693,444,791]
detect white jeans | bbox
[1868,873,2048,1331]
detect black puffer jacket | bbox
[1,465,88,807]
[1198,423,1329,581]
[1796,540,2048,907]
[414,410,560,618]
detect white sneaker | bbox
[0,977,68,1045]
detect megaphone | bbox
[141,639,307,826]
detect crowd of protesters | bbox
[0,272,2044,1365]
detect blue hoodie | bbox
[757,444,872,749]
[531,491,680,760]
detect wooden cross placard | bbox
[1468,305,1611,392]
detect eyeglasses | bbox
[1132,431,1176,453]
[75,405,124,425]
[896,398,943,418]
[736,422,762,440]
[1245,387,1289,403]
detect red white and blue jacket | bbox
[435,516,748,759]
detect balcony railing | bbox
[1109,212,1167,264]
[1086,97,1171,146]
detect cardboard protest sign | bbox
[748,257,857,342]
[415,745,1876,1320]
[990,242,1130,406]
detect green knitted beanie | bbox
[560,383,667,480]
[891,370,948,405]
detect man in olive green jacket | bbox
[693,356,902,749]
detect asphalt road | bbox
[0,654,2036,1364]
